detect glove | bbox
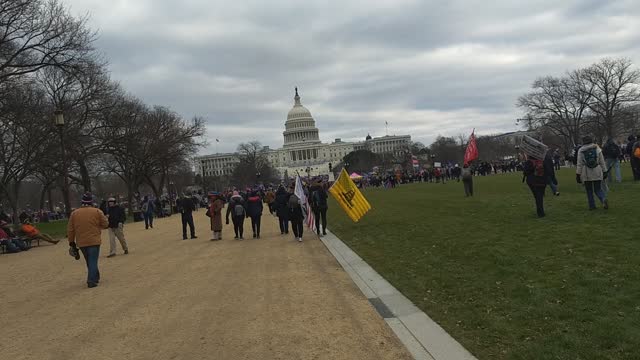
[576,174,582,184]
[68,243,80,260]
[603,171,609,180]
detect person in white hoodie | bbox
[576,136,609,210]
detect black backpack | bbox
[604,142,620,158]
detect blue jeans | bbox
[80,245,100,285]
[605,158,621,183]
[547,176,558,194]
[584,181,606,209]
[144,213,154,229]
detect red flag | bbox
[464,132,478,166]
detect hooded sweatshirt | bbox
[246,193,263,218]
[576,144,606,181]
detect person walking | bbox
[310,183,328,236]
[274,185,290,235]
[225,191,246,240]
[602,138,622,184]
[106,197,129,257]
[630,135,640,181]
[576,136,609,210]
[288,190,304,242]
[544,153,560,196]
[207,192,224,241]
[264,188,276,215]
[461,163,474,197]
[141,196,155,229]
[522,155,549,218]
[246,191,263,238]
[177,194,197,240]
[67,193,109,288]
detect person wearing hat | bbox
[207,192,224,241]
[106,197,129,257]
[67,193,109,288]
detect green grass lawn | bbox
[36,220,69,240]
[328,165,640,360]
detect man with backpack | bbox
[576,136,609,210]
[310,183,329,237]
[522,154,550,218]
[602,138,622,184]
[226,191,246,240]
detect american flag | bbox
[294,175,316,233]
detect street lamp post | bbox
[54,109,71,217]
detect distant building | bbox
[195,88,411,178]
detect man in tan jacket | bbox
[67,193,109,288]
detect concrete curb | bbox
[320,230,477,360]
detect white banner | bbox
[520,135,549,160]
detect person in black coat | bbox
[544,153,559,196]
[309,183,329,236]
[106,197,129,257]
[246,191,263,238]
[522,155,548,218]
[274,186,290,235]
[177,195,197,240]
[225,192,246,239]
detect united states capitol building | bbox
[195,88,411,179]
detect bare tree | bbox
[0,79,53,221]
[518,72,593,147]
[0,0,96,83]
[581,57,640,138]
[231,141,278,187]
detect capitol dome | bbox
[283,88,321,147]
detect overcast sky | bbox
[66,0,639,154]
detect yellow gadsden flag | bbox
[329,169,372,222]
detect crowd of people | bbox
[521,134,640,218]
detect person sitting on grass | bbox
[20,220,59,244]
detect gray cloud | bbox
[67,0,640,153]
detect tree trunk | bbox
[47,188,54,212]
[77,159,92,192]
[9,181,21,225]
[39,185,48,210]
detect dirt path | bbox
[1,210,411,360]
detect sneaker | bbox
[107,254,116,258]
[191,236,198,239]
[281,232,284,235]
[323,231,327,235]
[555,192,560,196]
[253,234,256,239]
[603,199,609,210]
[298,237,303,242]
[239,237,244,240]
[87,283,98,288]
[234,236,239,239]
[183,237,188,240]
[124,250,129,255]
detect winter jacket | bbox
[310,188,328,210]
[602,139,621,159]
[246,196,263,218]
[67,207,109,247]
[288,194,304,221]
[106,205,126,228]
[177,197,196,215]
[576,144,606,182]
[226,195,246,222]
[544,154,558,184]
[274,188,291,218]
